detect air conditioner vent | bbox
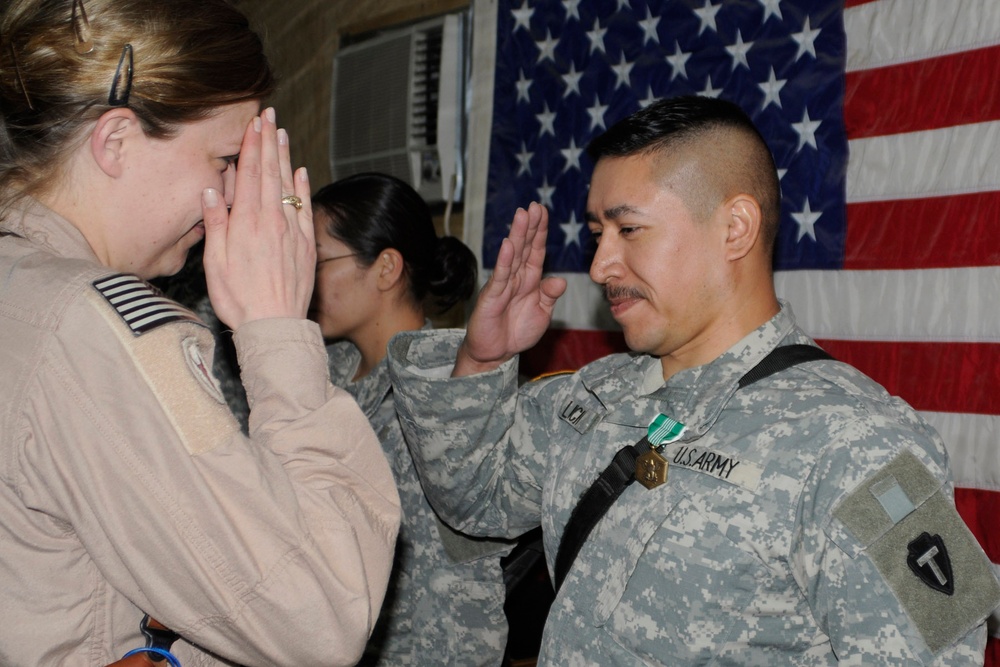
[332,35,410,161]
[411,25,442,149]
[330,12,468,203]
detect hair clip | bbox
[108,43,133,107]
[9,43,34,110]
[71,0,94,54]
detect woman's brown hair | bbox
[0,0,275,208]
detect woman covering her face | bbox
[0,1,400,665]
[311,173,512,666]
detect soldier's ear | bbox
[724,193,762,261]
[90,107,140,178]
[375,248,406,292]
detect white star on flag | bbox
[511,2,532,33]
[726,30,753,71]
[792,16,821,61]
[700,76,723,98]
[639,8,660,45]
[561,138,583,173]
[562,63,583,98]
[536,102,556,137]
[562,0,581,22]
[792,199,821,242]
[536,29,558,63]
[516,142,533,177]
[561,212,584,248]
[611,55,635,89]
[694,0,722,36]
[793,108,821,151]
[587,19,607,55]
[759,67,787,109]
[537,176,555,208]
[760,0,783,23]
[588,97,608,131]
[666,41,692,81]
[516,70,531,103]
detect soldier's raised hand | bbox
[453,202,566,377]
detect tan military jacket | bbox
[0,200,400,666]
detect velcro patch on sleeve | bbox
[87,279,237,456]
[832,451,1000,654]
[93,274,202,335]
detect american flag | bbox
[479,0,1000,659]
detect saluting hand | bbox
[201,107,315,330]
[453,202,567,377]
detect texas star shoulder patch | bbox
[93,274,202,335]
[831,450,1000,654]
[907,532,954,595]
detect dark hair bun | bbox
[427,235,477,313]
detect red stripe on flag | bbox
[520,328,626,378]
[955,487,1000,563]
[843,0,878,7]
[815,340,1000,414]
[845,45,1000,139]
[954,487,1000,667]
[844,192,1000,269]
[524,335,1000,415]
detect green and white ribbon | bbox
[647,413,686,446]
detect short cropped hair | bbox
[587,96,781,252]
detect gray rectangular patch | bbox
[870,475,915,523]
[833,450,939,546]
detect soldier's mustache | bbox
[603,284,645,302]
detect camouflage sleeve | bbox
[386,329,547,538]
[793,415,1000,664]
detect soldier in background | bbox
[384,96,1000,665]
[311,173,513,666]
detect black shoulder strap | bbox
[738,343,833,388]
[552,344,833,592]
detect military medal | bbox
[636,448,669,489]
[635,413,686,490]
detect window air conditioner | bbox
[330,12,469,204]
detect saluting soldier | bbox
[0,1,399,665]
[385,96,1000,665]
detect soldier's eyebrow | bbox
[585,204,642,223]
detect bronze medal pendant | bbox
[635,448,669,489]
[636,414,684,490]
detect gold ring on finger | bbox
[281,195,303,210]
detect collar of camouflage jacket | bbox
[576,303,800,441]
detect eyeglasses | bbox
[316,254,358,268]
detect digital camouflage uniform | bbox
[326,340,511,666]
[386,304,1000,665]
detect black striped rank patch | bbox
[93,274,202,335]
